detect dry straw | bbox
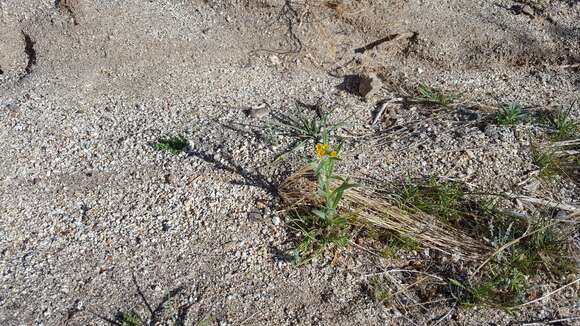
[279,165,492,262]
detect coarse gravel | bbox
[1,0,578,325]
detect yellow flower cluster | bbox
[315,143,337,158]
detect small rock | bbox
[521,5,534,16]
[164,174,176,184]
[358,73,382,98]
[390,308,403,318]
[223,241,236,251]
[247,212,261,221]
[484,124,513,142]
[523,179,541,193]
[245,104,269,119]
[74,300,84,310]
[465,149,476,160]
[269,55,281,66]
[555,210,568,220]
[161,220,170,232]
[456,107,480,121]
[271,215,281,226]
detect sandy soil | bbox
[1,0,578,325]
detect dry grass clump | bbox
[273,107,578,310]
[280,166,579,309]
[279,165,491,262]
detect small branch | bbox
[520,316,580,325]
[371,101,388,126]
[546,138,580,148]
[431,304,456,326]
[560,63,580,69]
[404,298,452,308]
[372,98,403,126]
[362,269,444,282]
[239,311,259,325]
[354,32,416,54]
[506,193,579,212]
[518,277,580,307]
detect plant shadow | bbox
[187,148,278,196]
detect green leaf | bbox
[312,209,327,220]
[449,278,466,289]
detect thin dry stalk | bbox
[544,138,580,157]
[507,193,579,212]
[518,277,580,307]
[546,138,580,148]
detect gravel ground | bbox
[1,0,578,325]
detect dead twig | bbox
[520,316,580,325]
[404,298,452,308]
[518,277,580,308]
[362,269,444,282]
[559,63,580,69]
[430,304,456,326]
[354,32,416,54]
[507,193,579,212]
[239,311,259,325]
[372,101,388,126]
[372,98,403,126]
[132,274,155,316]
[349,240,383,258]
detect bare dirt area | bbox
[0,1,579,325]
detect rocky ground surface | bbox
[0,0,579,325]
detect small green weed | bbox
[496,103,526,125]
[196,316,214,326]
[449,272,526,309]
[532,148,559,178]
[116,310,142,326]
[287,122,357,264]
[154,135,189,155]
[311,140,357,221]
[380,233,421,258]
[396,178,466,224]
[390,179,577,309]
[416,84,457,108]
[368,277,392,304]
[268,110,347,160]
[288,210,352,264]
[517,217,577,276]
[449,215,576,309]
[544,102,578,141]
[114,309,213,326]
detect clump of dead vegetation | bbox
[272,108,578,317]
[281,165,578,307]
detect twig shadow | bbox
[187,148,278,196]
[83,275,193,326]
